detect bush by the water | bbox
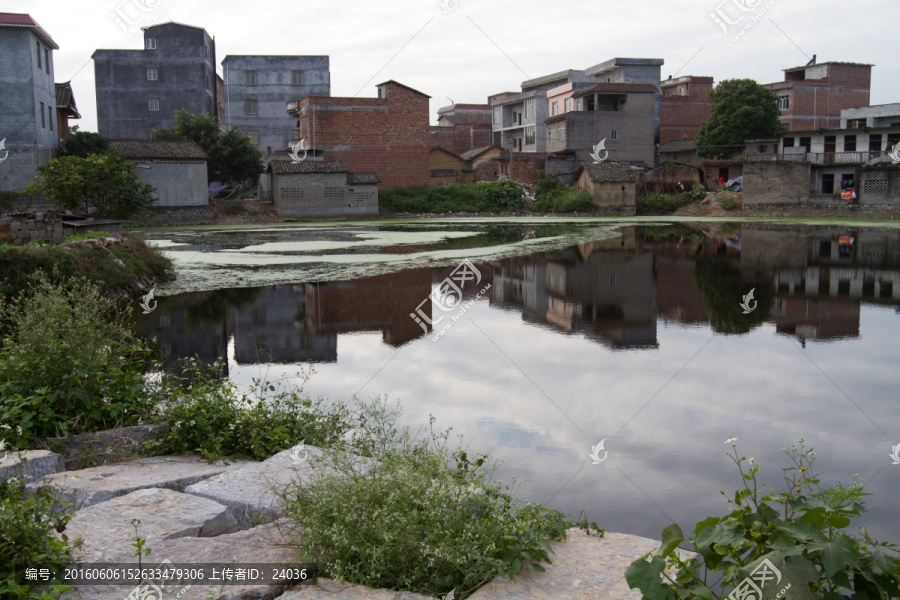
[530,170,596,213]
[280,400,572,599]
[380,181,525,213]
[636,185,707,216]
[0,235,172,299]
[626,440,900,599]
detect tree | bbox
[151,109,264,184]
[60,126,112,158]
[25,153,156,218]
[695,79,785,159]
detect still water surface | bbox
[136,220,900,543]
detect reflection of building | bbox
[232,285,337,364]
[300,269,433,346]
[137,294,229,374]
[773,297,860,342]
[657,258,708,324]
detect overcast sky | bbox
[12,0,900,131]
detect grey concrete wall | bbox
[136,161,209,206]
[743,161,811,204]
[273,172,378,216]
[858,169,900,204]
[557,98,656,167]
[0,27,58,191]
[94,23,216,138]
[222,55,330,154]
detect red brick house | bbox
[286,80,430,189]
[659,75,713,145]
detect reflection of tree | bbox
[693,260,773,334]
[183,287,265,331]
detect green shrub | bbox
[280,400,571,599]
[532,169,566,199]
[0,477,79,599]
[636,192,698,216]
[64,230,111,242]
[380,181,524,214]
[720,196,739,211]
[531,188,595,213]
[145,361,353,461]
[0,275,157,444]
[626,439,900,600]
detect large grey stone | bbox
[278,580,434,600]
[67,488,238,563]
[61,521,298,600]
[184,444,374,530]
[0,450,64,483]
[28,456,246,509]
[62,425,164,469]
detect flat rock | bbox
[467,528,662,600]
[278,579,434,600]
[184,444,363,530]
[28,456,246,509]
[67,488,238,563]
[0,450,64,483]
[63,425,164,469]
[61,521,297,600]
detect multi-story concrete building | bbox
[222,55,330,155]
[285,80,430,189]
[763,60,872,131]
[659,75,713,145]
[93,21,217,138]
[0,12,59,192]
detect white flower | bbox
[725,436,738,445]
[15,426,22,436]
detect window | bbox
[44,48,49,74]
[524,98,534,119]
[777,95,789,110]
[822,174,835,194]
[869,133,882,152]
[245,99,258,115]
[847,118,866,129]
[145,38,157,49]
[147,68,158,81]
[525,126,535,145]
[48,105,53,131]
[564,98,571,113]
[292,129,302,140]
[560,127,566,141]
[575,98,582,111]
[680,87,687,96]
[843,135,857,152]
[245,70,257,86]
[247,130,259,145]
[835,86,842,95]
[783,137,795,148]
[148,98,160,111]
[36,42,41,68]
[610,129,618,140]
[492,106,501,124]
[548,129,553,142]
[551,101,559,116]
[292,70,304,86]
[799,137,811,152]
[40,101,45,128]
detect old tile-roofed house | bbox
[577,161,638,214]
[265,160,380,216]
[55,81,80,139]
[109,139,209,207]
[459,146,509,182]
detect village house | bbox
[285,81,430,189]
[459,146,509,182]
[429,147,462,185]
[659,75,713,145]
[93,22,218,138]
[576,161,638,214]
[109,139,209,207]
[0,12,59,192]
[55,81,80,139]
[429,102,492,156]
[221,55,330,155]
[265,159,380,217]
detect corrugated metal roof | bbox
[347,172,381,185]
[583,161,637,183]
[109,139,208,160]
[268,160,347,174]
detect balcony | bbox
[745,151,887,165]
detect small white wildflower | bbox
[725,436,737,445]
[15,426,22,436]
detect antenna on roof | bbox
[447,97,454,105]
[806,54,816,66]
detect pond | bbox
[134,218,900,544]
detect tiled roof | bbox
[460,146,502,161]
[582,162,637,183]
[573,83,658,98]
[658,139,696,153]
[268,160,347,175]
[430,146,461,159]
[55,82,80,118]
[110,139,208,160]
[347,172,381,185]
[0,12,58,48]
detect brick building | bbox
[763,60,872,131]
[285,80,430,189]
[659,75,713,145]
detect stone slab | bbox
[63,425,164,468]
[0,450,64,484]
[67,488,238,563]
[278,579,434,600]
[28,456,247,509]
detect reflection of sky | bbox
[228,297,900,543]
